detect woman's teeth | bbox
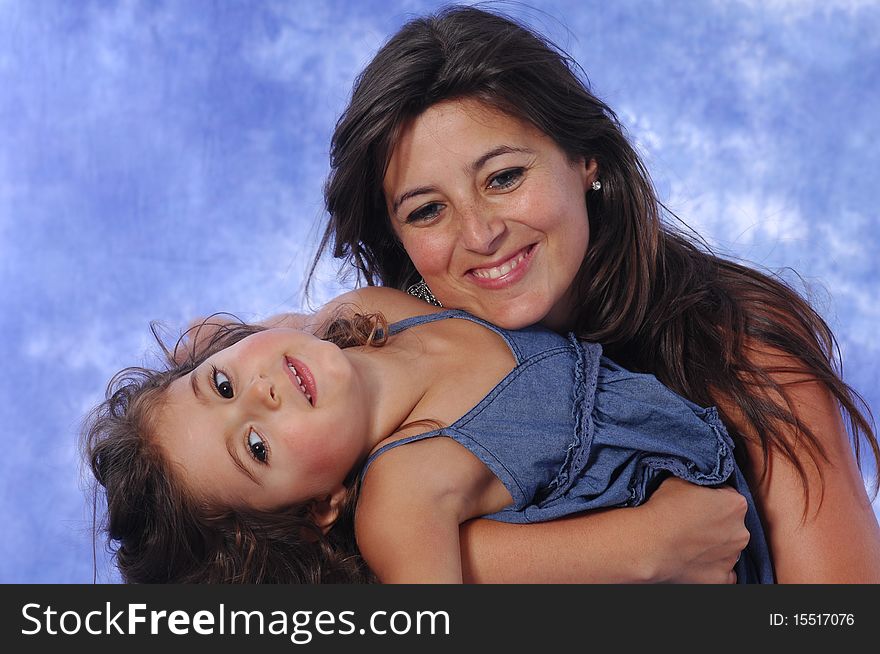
[471,249,528,280]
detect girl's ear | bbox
[309,484,349,534]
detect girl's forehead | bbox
[162,369,201,409]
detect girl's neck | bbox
[343,334,437,451]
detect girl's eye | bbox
[487,168,524,190]
[406,202,443,224]
[247,429,269,464]
[212,367,234,399]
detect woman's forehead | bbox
[385,100,547,186]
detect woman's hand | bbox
[642,478,749,584]
[171,315,237,365]
[459,477,748,583]
[171,312,311,365]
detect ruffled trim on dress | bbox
[625,404,735,506]
[535,348,737,514]
[533,334,602,505]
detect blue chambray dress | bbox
[361,310,774,584]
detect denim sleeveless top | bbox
[362,310,774,584]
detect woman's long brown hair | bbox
[315,6,878,503]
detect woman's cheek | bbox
[403,230,452,275]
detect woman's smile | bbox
[466,243,536,288]
[384,98,596,331]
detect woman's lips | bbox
[466,244,535,289]
[284,357,316,405]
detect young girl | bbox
[84,286,761,584]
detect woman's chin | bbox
[471,298,553,331]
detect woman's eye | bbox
[212,367,234,399]
[406,202,443,224]
[247,429,269,464]
[487,168,524,190]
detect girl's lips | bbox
[284,357,317,406]
[466,244,536,289]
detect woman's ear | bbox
[582,157,599,191]
[309,485,349,534]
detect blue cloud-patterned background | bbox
[1,0,877,582]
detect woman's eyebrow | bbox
[390,145,533,214]
[468,145,532,173]
[391,185,436,214]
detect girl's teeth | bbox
[288,362,312,404]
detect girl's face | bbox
[383,98,595,331]
[155,329,370,513]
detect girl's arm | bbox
[356,482,464,583]
[355,439,484,584]
[721,345,880,583]
[459,477,748,583]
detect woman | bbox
[307,6,880,582]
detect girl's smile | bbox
[285,356,316,405]
[155,328,374,512]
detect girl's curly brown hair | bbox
[83,311,387,583]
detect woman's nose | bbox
[458,204,506,254]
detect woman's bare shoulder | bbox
[317,286,439,324]
[716,337,880,581]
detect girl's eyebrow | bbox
[188,369,258,485]
[226,437,260,485]
[190,372,204,401]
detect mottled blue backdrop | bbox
[1,0,877,583]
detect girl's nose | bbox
[246,374,278,409]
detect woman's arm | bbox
[172,311,313,364]
[176,287,433,362]
[723,346,880,583]
[459,477,749,583]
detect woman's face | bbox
[383,98,596,331]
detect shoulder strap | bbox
[388,309,523,362]
[358,429,445,485]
